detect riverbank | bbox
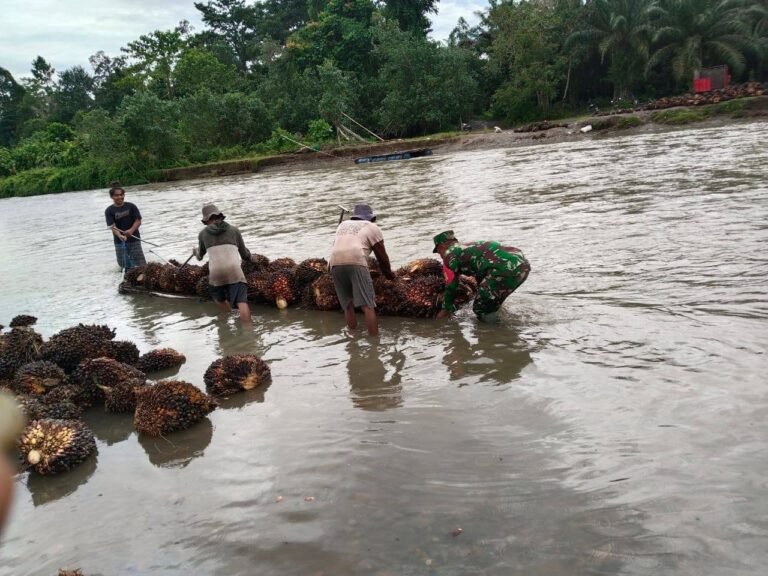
[153,95,768,182]
[1,94,766,197]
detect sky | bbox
[0,0,487,82]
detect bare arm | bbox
[372,241,395,280]
[123,218,141,237]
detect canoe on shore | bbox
[354,148,433,165]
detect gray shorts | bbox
[331,265,376,310]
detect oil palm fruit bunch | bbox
[300,283,318,309]
[142,262,165,290]
[103,380,148,413]
[195,275,211,299]
[9,314,37,328]
[124,265,146,286]
[18,418,97,475]
[41,384,79,406]
[204,354,272,397]
[241,253,270,275]
[175,264,205,295]
[137,348,186,374]
[269,257,297,272]
[268,270,299,309]
[295,258,328,289]
[311,273,341,311]
[107,339,140,366]
[246,271,271,303]
[372,276,406,316]
[0,327,44,380]
[134,380,218,436]
[400,275,445,317]
[69,357,147,408]
[12,360,66,396]
[396,258,443,279]
[158,264,178,293]
[17,394,82,421]
[40,324,115,373]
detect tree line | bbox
[0,0,766,195]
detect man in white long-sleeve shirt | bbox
[193,203,252,324]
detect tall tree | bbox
[647,0,753,86]
[21,56,56,119]
[194,0,260,71]
[567,0,654,98]
[289,0,377,77]
[52,66,95,123]
[0,67,28,147]
[122,22,191,98]
[89,51,137,112]
[380,0,439,36]
[486,0,571,120]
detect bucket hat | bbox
[432,230,457,253]
[350,204,376,222]
[201,203,224,224]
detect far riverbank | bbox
[152,95,768,183]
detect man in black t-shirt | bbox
[104,182,146,270]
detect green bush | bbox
[617,116,643,129]
[306,119,334,145]
[650,109,708,125]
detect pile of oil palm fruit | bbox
[121,255,478,317]
[0,315,270,477]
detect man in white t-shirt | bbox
[329,203,395,336]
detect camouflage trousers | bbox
[472,260,530,317]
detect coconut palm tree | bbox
[646,0,753,87]
[566,0,655,99]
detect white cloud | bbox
[0,0,202,80]
[0,0,489,80]
[430,0,487,42]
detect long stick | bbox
[341,112,385,142]
[108,226,162,248]
[337,204,350,225]
[177,253,195,272]
[278,133,339,158]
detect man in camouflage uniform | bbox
[432,230,530,319]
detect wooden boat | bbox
[119,282,202,300]
[354,148,433,165]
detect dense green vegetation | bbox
[1,0,766,197]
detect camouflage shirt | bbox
[441,241,527,312]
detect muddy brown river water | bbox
[1,121,767,575]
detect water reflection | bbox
[217,381,272,410]
[347,339,405,411]
[83,410,134,446]
[441,320,533,385]
[26,454,98,507]
[138,418,213,468]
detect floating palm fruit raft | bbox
[118,255,478,317]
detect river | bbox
[1,121,767,575]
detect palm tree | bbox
[744,0,768,76]
[566,0,655,99]
[646,0,753,87]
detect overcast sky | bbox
[1,0,487,81]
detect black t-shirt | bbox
[105,202,142,244]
